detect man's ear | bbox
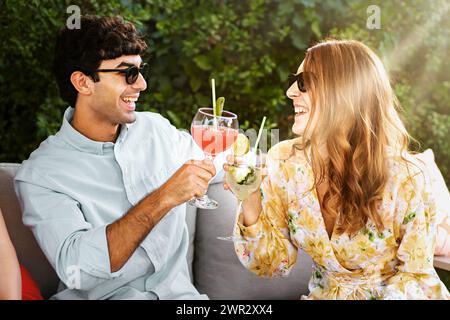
[70,71,94,96]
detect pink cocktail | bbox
[189,107,238,209]
[191,125,238,157]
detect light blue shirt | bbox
[14,107,218,300]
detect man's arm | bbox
[106,159,215,272]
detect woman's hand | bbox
[223,154,266,227]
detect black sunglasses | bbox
[288,72,308,93]
[93,63,149,84]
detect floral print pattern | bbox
[233,138,449,300]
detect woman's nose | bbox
[286,82,300,99]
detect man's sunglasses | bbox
[92,63,149,85]
[288,72,309,93]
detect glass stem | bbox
[205,154,215,183]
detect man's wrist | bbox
[148,185,174,214]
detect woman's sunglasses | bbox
[288,72,308,93]
[93,63,149,85]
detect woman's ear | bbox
[70,71,94,96]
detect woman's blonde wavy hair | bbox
[296,39,414,235]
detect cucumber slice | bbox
[214,97,225,117]
[230,166,255,185]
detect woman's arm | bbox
[383,173,449,299]
[0,209,21,300]
[225,149,298,278]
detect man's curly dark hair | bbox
[53,15,147,107]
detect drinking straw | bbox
[253,116,266,153]
[211,78,217,128]
[212,78,216,111]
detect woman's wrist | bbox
[241,191,262,227]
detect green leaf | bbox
[291,33,307,49]
[166,110,182,128]
[292,14,306,29]
[193,55,212,71]
[311,20,321,38]
[189,76,202,92]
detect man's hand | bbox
[106,159,215,273]
[159,159,216,208]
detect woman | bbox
[0,208,21,299]
[225,39,449,299]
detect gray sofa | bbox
[0,163,313,300]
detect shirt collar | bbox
[58,107,130,155]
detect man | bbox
[14,15,217,300]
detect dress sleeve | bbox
[233,155,298,278]
[382,171,450,300]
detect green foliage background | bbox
[1,0,449,182]
[0,0,449,289]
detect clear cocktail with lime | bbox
[218,124,266,242]
[226,135,263,201]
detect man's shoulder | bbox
[14,134,71,184]
[135,111,171,127]
[132,111,181,138]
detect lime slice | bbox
[214,97,225,117]
[232,133,250,156]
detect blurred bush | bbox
[0,0,448,188]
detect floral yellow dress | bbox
[233,138,450,300]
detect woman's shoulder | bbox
[387,151,432,194]
[267,137,306,163]
[265,138,311,183]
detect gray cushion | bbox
[194,179,313,300]
[0,163,59,299]
[185,204,197,282]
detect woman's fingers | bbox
[261,166,268,176]
[225,154,246,166]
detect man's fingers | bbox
[198,160,216,177]
[191,166,214,183]
[186,159,205,166]
[187,159,216,177]
[192,177,209,197]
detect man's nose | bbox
[132,73,147,92]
